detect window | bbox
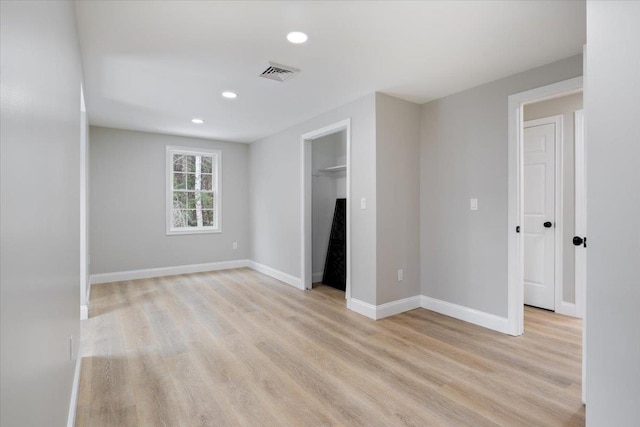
[166,146,221,234]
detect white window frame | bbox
[166,145,222,235]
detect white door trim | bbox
[523,115,564,315]
[574,109,586,320]
[300,119,351,301]
[80,84,89,320]
[507,76,582,336]
[575,108,587,404]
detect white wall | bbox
[585,1,640,425]
[89,127,250,274]
[312,132,346,279]
[250,94,377,304]
[420,55,583,317]
[375,93,421,305]
[524,92,583,305]
[0,1,83,425]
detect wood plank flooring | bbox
[76,268,584,426]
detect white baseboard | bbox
[558,301,580,318]
[247,260,304,290]
[67,343,82,427]
[312,272,323,283]
[90,259,250,285]
[420,295,510,334]
[80,305,88,320]
[377,295,422,319]
[347,295,421,320]
[347,298,377,319]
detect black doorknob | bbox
[543,221,553,228]
[573,236,584,246]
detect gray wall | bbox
[585,1,640,425]
[1,1,82,425]
[250,94,377,304]
[89,127,250,274]
[420,55,583,317]
[375,93,421,305]
[524,92,583,305]
[312,132,346,278]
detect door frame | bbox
[574,108,586,404]
[300,119,351,300]
[507,76,583,336]
[574,109,586,320]
[523,115,564,314]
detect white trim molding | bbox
[347,298,377,320]
[348,295,422,320]
[247,260,304,290]
[90,259,250,284]
[558,302,578,318]
[67,343,82,427]
[80,305,88,320]
[574,109,586,320]
[312,272,323,283]
[420,295,511,334]
[377,296,422,319]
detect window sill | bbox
[166,228,222,236]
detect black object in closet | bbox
[322,198,346,291]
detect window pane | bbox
[173,173,186,190]
[173,154,185,172]
[201,192,213,209]
[173,192,187,209]
[201,174,212,191]
[201,156,212,173]
[187,192,197,209]
[186,155,196,172]
[187,210,197,226]
[187,173,196,190]
[202,210,214,227]
[172,209,188,228]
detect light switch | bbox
[470,198,478,211]
[360,198,367,210]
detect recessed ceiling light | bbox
[191,118,204,124]
[222,91,238,99]
[286,31,308,44]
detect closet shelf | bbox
[319,165,347,173]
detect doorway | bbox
[507,76,584,335]
[301,119,351,301]
[508,77,586,403]
[522,92,584,315]
[311,131,347,291]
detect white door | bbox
[523,121,556,310]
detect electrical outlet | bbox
[360,198,367,210]
[397,269,403,281]
[470,198,478,211]
[233,242,238,250]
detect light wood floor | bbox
[76,268,584,426]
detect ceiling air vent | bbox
[259,62,300,82]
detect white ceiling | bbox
[75,1,585,143]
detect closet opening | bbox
[300,119,351,301]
